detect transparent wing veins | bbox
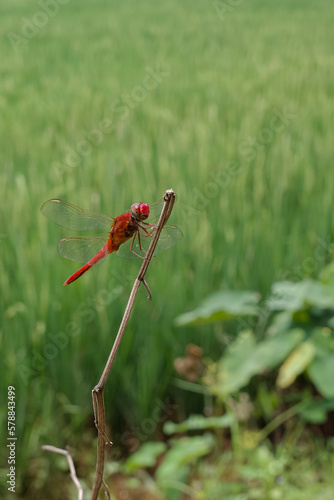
[57,235,108,263]
[41,199,113,231]
[117,225,183,259]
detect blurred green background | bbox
[1,0,334,498]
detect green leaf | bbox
[300,406,328,424]
[123,442,167,473]
[212,329,305,397]
[300,399,334,424]
[276,341,315,389]
[268,310,294,334]
[267,281,304,311]
[268,280,334,312]
[308,354,334,398]
[319,261,334,286]
[174,290,260,326]
[311,328,334,357]
[156,434,215,487]
[163,413,234,435]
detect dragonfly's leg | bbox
[94,422,113,446]
[144,225,156,237]
[102,480,111,499]
[136,224,158,259]
[138,222,156,235]
[130,233,145,259]
[142,278,152,300]
[137,223,156,242]
[138,222,149,230]
[130,249,145,259]
[137,230,143,251]
[136,229,149,255]
[137,225,150,237]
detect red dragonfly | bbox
[41,198,182,286]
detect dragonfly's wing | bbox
[41,199,113,231]
[154,225,183,253]
[117,225,183,260]
[146,195,179,224]
[116,238,141,260]
[57,236,108,263]
[146,198,164,223]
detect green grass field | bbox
[1,0,334,497]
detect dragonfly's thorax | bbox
[109,212,139,250]
[125,215,140,235]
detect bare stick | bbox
[90,189,177,500]
[42,445,83,500]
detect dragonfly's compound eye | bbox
[131,203,150,220]
[131,202,149,220]
[139,203,149,219]
[131,203,140,217]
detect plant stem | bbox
[90,189,177,500]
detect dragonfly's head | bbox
[131,202,150,221]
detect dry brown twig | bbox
[41,445,83,500]
[90,188,177,500]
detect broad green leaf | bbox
[123,442,167,473]
[300,406,328,424]
[276,341,315,389]
[213,329,305,397]
[268,280,334,312]
[212,331,255,395]
[156,434,215,487]
[268,310,294,334]
[267,281,304,311]
[311,328,334,357]
[319,261,334,286]
[308,354,334,398]
[163,413,234,435]
[300,399,334,423]
[174,290,260,326]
